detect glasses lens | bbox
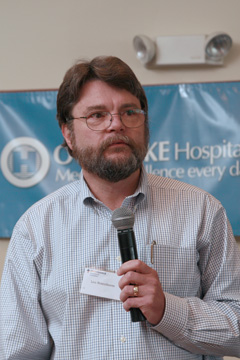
[87,112,111,131]
[122,109,145,128]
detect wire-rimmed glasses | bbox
[68,109,146,131]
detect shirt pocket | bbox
[145,244,201,298]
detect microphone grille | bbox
[111,207,135,230]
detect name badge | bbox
[80,268,122,301]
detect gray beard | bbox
[71,134,147,182]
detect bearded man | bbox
[1,56,240,360]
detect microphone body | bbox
[117,228,138,263]
[112,208,146,322]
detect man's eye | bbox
[89,112,105,119]
[125,110,136,116]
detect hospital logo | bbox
[1,137,50,188]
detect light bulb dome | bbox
[205,32,232,61]
[133,35,155,65]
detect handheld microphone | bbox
[112,207,146,322]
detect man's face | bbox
[62,80,148,182]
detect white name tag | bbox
[80,268,122,301]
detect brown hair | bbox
[56,56,149,152]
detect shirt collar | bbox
[80,165,148,208]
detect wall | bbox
[0,1,240,358]
[0,0,240,91]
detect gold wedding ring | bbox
[133,285,139,297]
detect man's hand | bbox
[117,260,165,325]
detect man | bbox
[0,56,240,359]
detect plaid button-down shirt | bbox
[1,167,240,359]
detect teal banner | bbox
[0,82,240,237]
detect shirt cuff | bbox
[151,292,188,341]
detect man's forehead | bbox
[74,80,141,110]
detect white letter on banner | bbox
[159,141,170,161]
[190,146,202,160]
[145,142,158,162]
[175,142,190,161]
[54,145,72,165]
[209,145,222,165]
[229,160,240,176]
[232,143,240,158]
[56,169,71,181]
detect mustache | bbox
[100,135,135,151]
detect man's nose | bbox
[107,113,125,131]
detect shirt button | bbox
[116,256,121,263]
[120,335,126,343]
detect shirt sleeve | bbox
[152,207,240,358]
[0,225,52,360]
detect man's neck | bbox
[82,169,141,210]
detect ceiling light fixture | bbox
[133,32,232,67]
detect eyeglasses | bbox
[68,109,146,131]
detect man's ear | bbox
[61,124,73,150]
